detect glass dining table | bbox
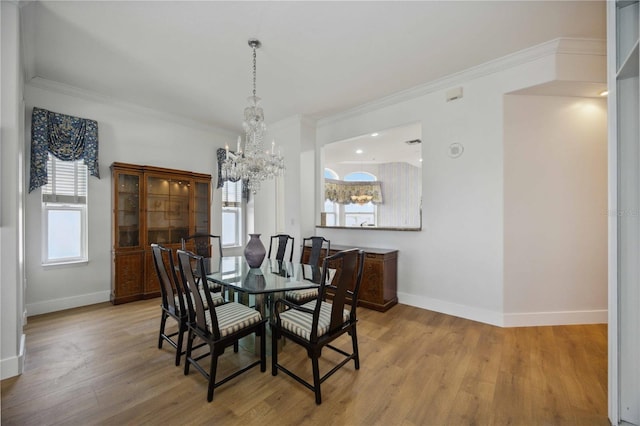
[202,256,323,320]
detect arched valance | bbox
[324,178,383,205]
[29,107,100,192]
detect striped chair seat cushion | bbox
[279,300,350,341]
[205,302,263,338]
[285,288,318,303]
[176,290,224,311]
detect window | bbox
[344,171,376,227]
[42,154,88,265]
[221,179,243,247]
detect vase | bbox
[244,233,266,268]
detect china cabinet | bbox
[111,162,211,304]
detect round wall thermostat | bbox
[448,143,464,158]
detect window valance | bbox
[216,148,249,201]
[29,107,100,193]
[325,178,383,205]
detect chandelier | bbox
[350,194,374,205]
[221,39,285,194]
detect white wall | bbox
[23,81,234,315]
[1,0,26,379]
[17,38,607,330]
[315,39,607,326]
[503,95,608,326]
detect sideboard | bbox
[302,244,398,312]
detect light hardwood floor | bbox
[1,299,608,425]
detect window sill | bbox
[42,259,89,269]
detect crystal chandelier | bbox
[350,194,373,205]
[221,39,285,194]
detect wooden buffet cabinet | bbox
[302,244,398,312]
[111,162,211,304]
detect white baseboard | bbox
[26,291,111,317]
[503,309,608,327]
[398,291,608,328]
[397,291,504,327]
[1,333,25,380]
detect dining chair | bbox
[151,243,189,366]
[181,233,223,258]
[267,234,294,262]
[272,248,365,404]
[285,236,330,304]
[177,249,267,402]
[181,233,224,293]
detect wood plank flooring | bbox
[1,299,608,425]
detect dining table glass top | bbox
[204,256,323,294]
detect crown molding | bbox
[26,77,237,137]
[317,37,606,127]
[555,37,606,56]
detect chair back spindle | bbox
[152,244,185,316]
[303,236,330,267]
[268,234,294,262]
[177,249,220,339]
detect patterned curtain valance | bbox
[216,148,249,201]
[29,107,100,193]
[324,178,383,205]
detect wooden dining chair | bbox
[181,233,223,258]
[181,233,224,293]
[177,249,267,402]
[285,236,330,304]
[272,248,365,404]
[151,243,189,366]
[267,234,294,262]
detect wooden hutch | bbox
[302,244,398,312]
[111,162,211,304]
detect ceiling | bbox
[324,122,423,169]
[21,1,606,136]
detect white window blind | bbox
[42,154,88,204]
[222,179,242,207]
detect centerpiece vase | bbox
[244,234,266,268]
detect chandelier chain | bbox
[252,46,257,98]
[220,39,285,195]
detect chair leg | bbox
[184,330,194,375]
[271,327,279,376]
[175,323,185,366]
[233,341,239,353]
[207,352,219,402]
[158,311,167,349]
[311,355,322,405]
[351,325,360,370]
[260,324,266,372]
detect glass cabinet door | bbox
[169,178,190,243]
[146,175,190,245]
[194,180,210,235]
[115,172,141,248]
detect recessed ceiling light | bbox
[356,149,363,154]
[599,90,608,97]
[419,158,423,162]
[371,133,379,137]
